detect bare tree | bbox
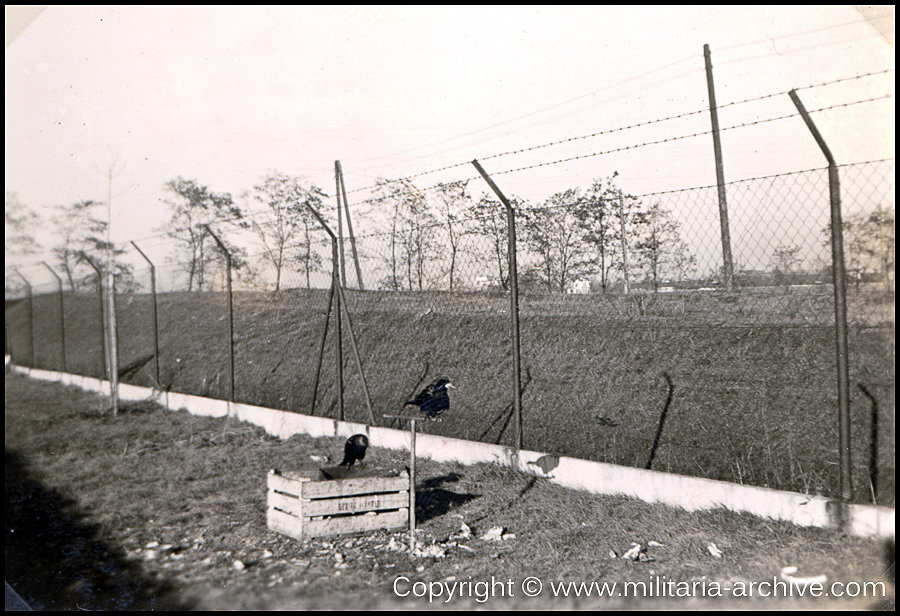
[160,177,245,291]
[430,180,472,291]
[246,170,325,291]
[521,189,594,293]
[572,174,637,293]
[5,192,42,292]
[632,201,696,292]
[51,199,132,291]
[398,180,440,291]
[370,178,440,291]
[467,194,515,290]
[836,206,894,291]
[771,244,803,288]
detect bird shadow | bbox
[414,473,480,524]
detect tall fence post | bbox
[203,225,235,404]
[334,162,347,288]
[332,238,344,421]
[472,159,523,450]
[302,201,377,425]
[131,241,161,388]
[788,89,852,514]
[80,253,109,381]
[12,269,35,368]
[336,161,365,290]
[703,44,736,293]
[42,262,67,373]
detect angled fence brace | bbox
[471,159,523,450]
[788,89,852,519]
[304,202,375,425]
[42,262,67,373]
[12,269,35,368]
[131,241,161,388]
[202,225,235,403]
[79,252,109,381]
[310,280,337,416]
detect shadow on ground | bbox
[415,473,480,524]
[4,450,188,611]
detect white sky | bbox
[5,5,895,281]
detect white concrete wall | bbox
[10,363,894,539]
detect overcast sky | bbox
[5,5,895,280]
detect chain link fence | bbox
[5,159,894,505]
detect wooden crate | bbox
[267,468,410,540]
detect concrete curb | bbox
[10,364,894,539]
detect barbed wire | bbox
[484,94,893,179]
[339,69,893,197]
[7,81,892,275]
[114,68,893,248]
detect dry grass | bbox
[5,371,894,610]
[5,287,894,504]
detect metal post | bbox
[80,253,109,380]
[334,162,347,287]
[336,161,365,290]
[131,242,161,387]
[42,262,67,373]
[472,160,523,449]
[304,204,345,421]
[310,280,336,415]
[335,282,376,424]
[332,240,345,421]
[12,269,34,368]
[203,225,235,403]
[789,89,852,509]
[384,414,418,552]
[703,44,736,293]
[304,200,375,424]
[5,312,11,363]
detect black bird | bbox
[338,434,369,467]
[405,377,456,420]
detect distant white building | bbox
[566,279,591,294]
[475,276,495,289]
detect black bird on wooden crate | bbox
[405,377,457,420]
[338,434,369,467]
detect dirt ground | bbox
[5,370,895,610]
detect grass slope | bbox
[5,286,894,504]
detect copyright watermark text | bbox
[392,574,887,604]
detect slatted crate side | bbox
[301,472,410,499]
[266,469,411,540]
[268,470,312,497]
[303,491,409,517]
[267,470,307,540]
[267,506,305,539]
[302,509,408,538]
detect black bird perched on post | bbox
[338,434,369,467]
[405,377,456,420]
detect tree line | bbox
[5,169,894,295]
